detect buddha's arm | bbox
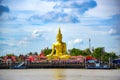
[50,44,55,55]
[63,43,67,55]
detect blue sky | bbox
[0,0,120,56]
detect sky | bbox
[0,0,120,56]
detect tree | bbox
[34,52,38,55]
[28,52,33,55]
[69,48,80,56]
[84,48,91,54]
[93,47,105,60]
[42,48,52,56]
[83,48,91,56]
[68,48,89,56]
[109,52,118,60]
[102,52,110,62]
[93,47,118,63]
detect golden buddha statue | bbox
[47,28,70,60]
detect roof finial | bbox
[56,27,62,38]
[58,27,61,34]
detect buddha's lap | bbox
[47,54,70,59]
[60,55,70,59]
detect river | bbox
[0,69,120,80]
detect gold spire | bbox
[57,27,62,38]
[58,27,62,35]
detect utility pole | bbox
[109,57,111,68]
[89,38,91,51]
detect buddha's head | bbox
[56,28,62,42]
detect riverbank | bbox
[0,61,114,69]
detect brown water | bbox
[0,69,120,80]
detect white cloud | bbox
[32,29,43,38]
[108,28,117,35]
[4,0,56,14]
[17,29,48,46]
[15,30,46,47]
[0,0,56,21]
[0,41,15,47]
[68,38,83,49]
[74,39,83,44]
[18,37,29,46]
[31,29,52,39]
[28,0,97,23]
[85,0,120,19]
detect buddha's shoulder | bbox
[53,42,58,45]
[53,42,66,45]
[62,42,66,45]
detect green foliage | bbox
[93,47,118,62]
[34,52,38,55]
[6,53,14,56]
[84,48,91,56]
[28,52,33,55]
[85,48,91,54]
[0,56,4,59]
[102,52,118,62]
[109,52,118,59]
[0,47,118,63]
[93,47,104,60]
[28,52,38,56]
[69,48,79,56]
[42,48,52,56]
[69,48,90,56]
[102,52,110,62]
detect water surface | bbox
[0,69,120,80]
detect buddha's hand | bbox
[49,53,53,56]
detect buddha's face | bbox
[57,36,62,42]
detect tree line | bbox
[42,47,119,62]
[0,47,119,63]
